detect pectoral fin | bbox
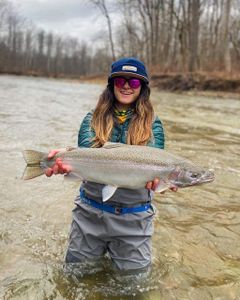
[64,172,83,182]
[102,185,118,202]
[154,181,171,193]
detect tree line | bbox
[0,0,240,78]
[112,0,240,73]
[0,0,111,77]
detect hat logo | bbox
[122,65,137,72]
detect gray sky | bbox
[11,0,120,46]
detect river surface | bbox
[0,75,239,300]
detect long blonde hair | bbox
[91,83,154,147]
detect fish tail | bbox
[22,150,47,180]
[22,166,45,180]
[22,150,46,165]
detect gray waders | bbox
[65,194,156,273]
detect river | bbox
[0,75,239,300]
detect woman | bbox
[46,57,176,274]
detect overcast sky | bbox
[11,0,120,46]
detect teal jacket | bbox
[77,110,165,205]
[78,110,164,149]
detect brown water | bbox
[0,75,239,299]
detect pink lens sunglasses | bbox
[113,77,142,89]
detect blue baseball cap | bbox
[108,57,149,83]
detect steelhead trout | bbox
[22,142,214,201]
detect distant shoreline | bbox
[1,71,240,96]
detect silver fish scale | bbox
[23,143,213,188]
[54,144,201,171]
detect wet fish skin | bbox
[22,142,214,201]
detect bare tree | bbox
[91,0,116,60]
[1,0,240,77]
[46,32,53,74]
[188,0,201,72]
[23,28,33,71]
[0,0,10,31]
[0,0,11,70]
[218,0,232,71]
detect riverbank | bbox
[151,73,240,93]
[1,71,240,96]
[73,72,240,99]
[79,72,240,94]
[61,72,240,94]
[77,73,240,99]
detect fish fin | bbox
[64,172,83,182]
[22,166,45,180]
[22,150,47,165]
[154,181,171,193]
[102,142,128,149]
[102,185,118,202]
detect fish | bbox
[22,142,214,201]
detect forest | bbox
[0,0,240,90]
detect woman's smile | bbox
[120,89,133,95]
[114,78,141,109]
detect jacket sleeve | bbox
[147,115,165,149]
[78,111,96,148]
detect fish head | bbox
[174,167,215,188]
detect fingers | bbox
[45,164,71,176]
[53,163,60,174]
[145,178,178,193]
[47,148,65,159]
[63,164,72,173]
[145,181,153,190]
[48,149,59,159]
[45,168,53,177]
[45,156,72,177]
[170,185,178,192]
[54,158,63,174]
[152,178,160,191]
[146,178,160,191]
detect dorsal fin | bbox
[102,142,128,149]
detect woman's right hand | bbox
[45,149,72,177]
[145,178,178,193]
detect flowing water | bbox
[0,75,239,300]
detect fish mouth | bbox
[191,171,215,186]
[193,177,214,186]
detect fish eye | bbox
[191,173,199,178]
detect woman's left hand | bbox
[45,149,72,177]
[145,178,178,193]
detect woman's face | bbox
[113,76,142,109]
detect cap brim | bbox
[109,72,149,83]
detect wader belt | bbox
[80,189,151,215]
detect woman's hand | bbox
[45,149,72,177]
[145,178,178,193]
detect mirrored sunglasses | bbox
[113,77,142,89]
